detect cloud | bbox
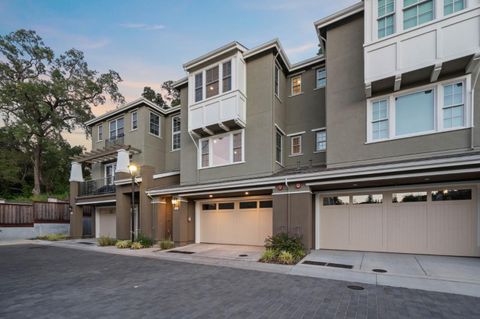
[34,26,110,50]
[119,23,165,31]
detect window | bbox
[274,65,280,96]
[315,130,326,152]
[259,200,273,208]
[195,73,203,102]
[131,111,138,130]
[240,201,257,209]
[392,192,427,202]
[275,130,283,164]
[202,203,216,210]
[323,196,349,206]
[372,99,389,140]
[172,116,181,150]
[444,0,464,15]
[109,117,124,140]
[291,75,302,96]
[290,135,302,156]
[352,194,383,204]
[206,65,219,98]
[443,82,464,129]
[105,163,116,185]
[199,130,244,168]
[98,124,103,141]
[432,189,472,201]
[149,112,160,136]
[316,67,326,88]
[403,0,434,30]
[378,0,395,38]
[219,202,234,210]
[222,61,232,93]
[396,89,434,136]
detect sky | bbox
[0,0,357,150]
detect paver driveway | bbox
[1,245,479,319]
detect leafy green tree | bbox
[0,29,124,195]
[161,80,180,107]
[142,86,166,107]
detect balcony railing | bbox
[105,135,124,148]
[78,178,116,197]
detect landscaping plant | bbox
[36,233,68,241]
[130,242,144,250]
[115,240,132,249]
[260,232,307,265]
[159,240,175,250]
[136,233,155,248]
[259,249,277,263]
[97,236,117,246]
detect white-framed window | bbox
[403,0,434,30]
[291,75,302,96]
[275,129,283,164]
[109,117,124,140]
[378,0,395,38]
[316,67,326,88]
[172,115,181,150]
[194,59,233,103]
[97,124,103,141]
[149,112,160,136]
[198,130,244,168]
[367,76,471,142]
[131,111,138,130]
[315,129,327,152]
[206,65,219,99]
[222,60,232,93]
[274,65,280,97]
[444,0,464,15]
[195,73,203,102]
[104,163,116,185]
[290,135,302,156]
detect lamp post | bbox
[128,164,138,242]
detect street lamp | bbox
[128,164,138,242]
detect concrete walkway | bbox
[13,239,480,297]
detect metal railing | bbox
[105,135,124,148]
[79,178,116,196]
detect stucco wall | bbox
[0,223,69,240]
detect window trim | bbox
[275,129,284,165]
[104,162,116,185]
[108,117,125,140]
[130,110,138,131]
[191,56,234,105]
[97,124,103,142]
[274,64,280,97]
[402,0,435,30]
[315,67,327,89]
[171,115,181,151]
[198,129,245,169]
[290,74,303,96]
[443,0,465,15]
[314,129,327,152]
[366,75,471,144]
[290,134,303,156]
[149,111,161,137]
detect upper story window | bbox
[222,61,232,92]
[291,75,302,96]
[316,67,326,88]
[275,129,283,164]
[206,65,219,99]
[97,124,103,141]
[274,65,280,97]
[131,111,138,130]
[104,163,116,185]
[109,117,124,140]
[195,73,203,102]
[315,129,327,152]
[444,0,464,15]
[149,112,160,136]
[194,59,233,103]
[403,0,434,30]
[378,0,395,38]
[290,135,302,156]
[199,130,244,168]
[172,116,181,151]
[367,76,470,142]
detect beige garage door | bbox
[200,197,273,246]
[319,186,478,256]
[95,207,116,238]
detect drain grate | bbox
[372,268,387,273]
[347,285,365,291]
[167,250,195,254]
[238,254,248,257]
[302,260,353,269]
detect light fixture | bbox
[245,191,249,195]
[128,164,138,176]
[424,178,430,181]
[443,189,449,194]
[172,197,179,210]
[209,194,213,198]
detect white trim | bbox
[130,110,138,131]
[272,190,312,195]
[76,199,116,206]
[290,135,302,156]
[314,129,327,152]
[108,117,124,140]
[311,127,326,132]
[275,128,284,165]
[182,186,274,197]
[275,123,286,136]
[149,111,161,137]
[290,74,303,96]
[315,193,321,249]
[198,129,245,169]
[287,131,306,137]
[153,171,180,180]
[114,177,142,186]
[314,2,364,30]
[97,124,103,142]
[315,66,326,89]
[195,201,201,243]
[171,115,181,151]
[183,41,247,70]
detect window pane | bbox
[117,118,124,137]
[195,73,203,102]
[149,113,159,136]
[173,116,181,132]
[432,189,472,201]
[98,125,103,140]
[316,68,326,88]
[316,130,326,151]
[132,112,138,129]
[454,0,465,12]
[202,203,216,210]
[396,89,434,136]
[352,194,383,204]
[206,66,219,98]
[291,76,302,95]
[323,196,349,206]
[259,200,273,208]
[291,136,301,154]
[201,140,209,167]
[274,66,280,96]
[211,135,230,166]
[418,1,434,24]
[218,202,234,210]
[233,132,242,162]
[276,131,282,163]
[240,201,257,209]
[222,61,232,93]
[393,192,427,202]
[173,133,181,150]
[372,120,389,140]
[372,100,388,121]
[404,0,419,7]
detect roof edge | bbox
[182,41,248,71]
[314,2,364,31]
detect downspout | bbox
[272,51,280,173]
[471,66,480,150]
[285,177,290,235]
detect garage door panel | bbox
[235,210,259,246]
[350,206,383,251]
[387,204,428,254]
[320,207,349,249]
[258,209,273,246]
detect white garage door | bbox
[318,186,478,256]
[95,207,116,238]
[199,197,273,246]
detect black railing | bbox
[79,178,116,196]
[105,135,124,148]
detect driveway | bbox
[1,244,480,318]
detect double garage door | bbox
[319,186,478,256]
[199,197,273,246]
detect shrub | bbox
[260,249,277,263]
[115,240,132,249]
[265,232,305,253]
[159,240,175,250]
[130,242,144,250]
[277,250,295,265]
[97,236,117,246]
[36,233,67,241]
[136,233,155,248]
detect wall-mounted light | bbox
[209,194,213,198]
[172,197,180,210]
[245,192,249,195]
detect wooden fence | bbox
[0,201,70,227]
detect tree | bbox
[161,80,180,107]
[142,86,165,108]
[0,29,124,195]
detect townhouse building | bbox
[70,0,480,257]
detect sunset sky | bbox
[0,0,357,150]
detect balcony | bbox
[79,178,116,197]
[105,135,124,148]
[188,90,246,137]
